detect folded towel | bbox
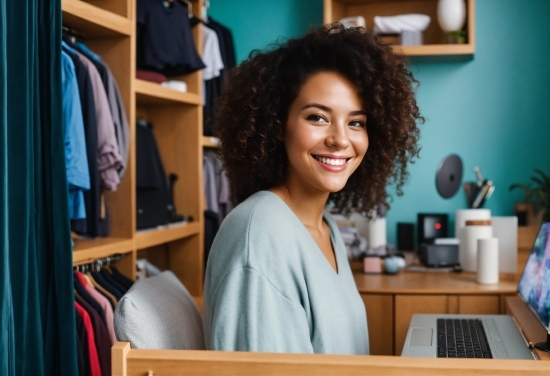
[374,14,431,34]
[161,80,187,93]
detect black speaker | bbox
[397,223,415,250]
[419,244,459,267]
[417,213,448,245]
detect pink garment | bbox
[76,271,116,345]
[76,51,122,191]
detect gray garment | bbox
[204,191,369,354]
[105,67,130,179]
[76,51,122,191]
[203,151,232,219]
[203,152,219,213]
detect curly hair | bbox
[214,23,423,216]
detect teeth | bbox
[314,156,347,166]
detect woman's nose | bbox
[325,123,349,150]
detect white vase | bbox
[437,0,466,32]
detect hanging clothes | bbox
[196,16,236,136]
[203,150,232,262]
[63,35,131,238]
[73,262,133,376]
[75,302,102,376]
[61,51,90,220]
[75,41,130,179]
[203,150,232,221]
[63,41,103,237]
[74,50,122,191]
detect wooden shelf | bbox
[393,43,474,56]
[72,237,134,264]
[135,221,201,249]
[134,79,202,106]
[324,0,476,57]
[62,0,132,37]
[202,136,220,148]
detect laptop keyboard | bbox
[437,318,493,358]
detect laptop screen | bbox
[517,222,550,330]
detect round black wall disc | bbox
[436,154,463,198]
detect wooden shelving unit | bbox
[323,0,475,57]
[65,0,206,296]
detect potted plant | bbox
[509,168,550,226]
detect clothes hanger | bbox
[181,0,193,18]
[62,25,84,44]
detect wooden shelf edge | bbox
[135,221,201,249]
[134,79,202,105]
[62,0,132,37]
[202,136,220,148]
[392,43,475,56]
[73,237,134,264]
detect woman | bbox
[203,23,422,354]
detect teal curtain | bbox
[0,0,78,375]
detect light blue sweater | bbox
[203,191,369,354]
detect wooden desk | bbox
[354,271,518,355]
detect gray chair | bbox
[114,270,205,349]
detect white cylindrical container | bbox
[367,217,386,250]
[477,238,499,284]
[437,0,466,31]
[455,209,491,238]
[460,220,492,272]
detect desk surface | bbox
[354,270,518,295]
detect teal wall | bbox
[208,0,550,244]
[208,0,324,63]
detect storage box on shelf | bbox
[323,0,475,56]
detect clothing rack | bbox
[73,253,126,272]
[62,25,85,42]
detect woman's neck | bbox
[269,184,329,231]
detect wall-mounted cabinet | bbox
[323,0,475,56]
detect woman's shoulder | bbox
[208,191,304,271]
[221,190,291,230]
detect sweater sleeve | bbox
[206,267,313,353]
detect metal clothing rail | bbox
[73,252,126,272]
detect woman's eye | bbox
[307,114,328,123]
[349,120,366,128]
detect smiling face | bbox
[282,71,369,196]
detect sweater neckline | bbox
[261,191,342,277]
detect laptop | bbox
[401,222,550,359]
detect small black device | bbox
[397,222,415,250]
[417,213,448,245]
[418,244,459,267]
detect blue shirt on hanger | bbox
[62,51,90,219]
